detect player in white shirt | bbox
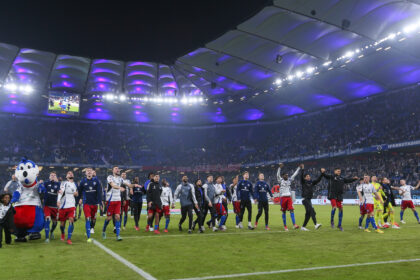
[359,175,384,233]
[392,180,420,224]
[230,176,240,228]
[356,179,366,229]
[276,163,301,231]
[102,166,124,241]
[160,179,173,233]
[57,171,79,244]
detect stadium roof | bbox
[1,0,420,125]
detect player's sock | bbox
[91,219,96,229]
[51,221,58,234]
[414,211,420,222]
[124,214,128,227]
[290,212,296,225]
[165,217,170,229]
[67,223,74,240]
[400,211,404,221]
[338,210,343,227]
[390,212,394,225]
[331,208,336,224]
[370,217,378,230]
[235,215,240,225]
[365,217,370,229]
[103,219,110,232]
[282,213,287,226]
[220,215,227,227]
[85,220,91,239]
[60,225,65,234]
[380,211,385,225]
[154,224,159,230]
[44,219,51,239]
[115,221,121,236]
[383,212,389,221]
[359,216,364,227]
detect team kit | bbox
[19,164,420,244]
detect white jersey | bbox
[0,204,11,220]
[14,182,42,207]
[356,184,365,204]
[401,185,414,201]
[122,179,131,200]
[58,181,78,209]
[361,183,377,204]
[214,183,225,204]
[276,167,300,197]
[107,175,123,202]
[230,184,238,201]
[161,186,173,206]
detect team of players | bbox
[38,164,420,244]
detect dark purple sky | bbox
[0,0,269,62]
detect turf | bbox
[1,204,420,280]
[49,101,79,113]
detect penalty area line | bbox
[172,258,420,280]
[92,239,157,280]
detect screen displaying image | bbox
[48,92,80,116]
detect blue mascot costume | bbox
[11,157,44,242]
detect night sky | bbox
[0,1,269,63]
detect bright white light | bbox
[181,97,188,104]
[199,97,203,102]
[287,75,294,81]
[306,67,315,74]
[323,61,332,67]
[5,83,17,91]
[403,24,418,34]
[22,85,33,94]
[275,78,282,85]
[344,51,354,58]
[296,71,303,78]
[387,33,396,40]
[119,95,126,101]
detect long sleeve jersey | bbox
[161,186,173,206]
[41,180,61,208]
[57,181,78,209]
[254,181,273,202]
[78,177,102,205]
[106,175,123,202]
[146,180,162,208]
[300,169,322,199]
[203,182,216,204]
[214,183,225,204]
[174,183,197,207]
[237,180,254,201]
[230,184,238,202]
[132,185,146,203]
[276,167,300,197]
[322,173,357,200]
[11,182,42,207]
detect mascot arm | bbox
[11,190,21,204]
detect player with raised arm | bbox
[356,179,366,229]
[146,174,162,234]
[78,167,102,242]
[237,171,255,230]
[359,175,384,234]
[129,177,145,231]
[254,173,273,230]
[102,166,124,241]
[41,172,60,243]
[381,178,399,229]
[160,179,173,233]
[321,167,358,231]
[57,171,78,245]
[174,175,199,234]
[276,163,301,231]
[299,164,322,231]
[392,180,420,224]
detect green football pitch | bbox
[49,101,79,113]
[1,204,420,280]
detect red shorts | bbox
[365,203,374,214]
[44,206,59,220]
[233,201,241,214]
[401,200,415,210]
[59,207,76,222]
[121,200,130,213]
[359,204,367,215]
[330,199,343,209]
[148,205,162,215]
[215,203,227,216]
[107,201,121,216]
[280,196,294,212]
[161,205,170,216]
[83,204,98,219]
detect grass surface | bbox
[1,204,420,280]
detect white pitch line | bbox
[92,239,157,280]
[123,230,287,239]
[172,258,420,280]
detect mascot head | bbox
[15,157,39,187]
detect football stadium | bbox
[1,1,420,279]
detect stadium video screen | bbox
[48,92,80,116]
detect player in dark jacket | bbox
[146,174,162,234]
[192,179,204,233]
[300,165,322,231]
[321,168,358,231]
[0,193,15,248]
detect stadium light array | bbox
[272,20,420,88]
[95,93,205,105]
[2,83,34,94]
